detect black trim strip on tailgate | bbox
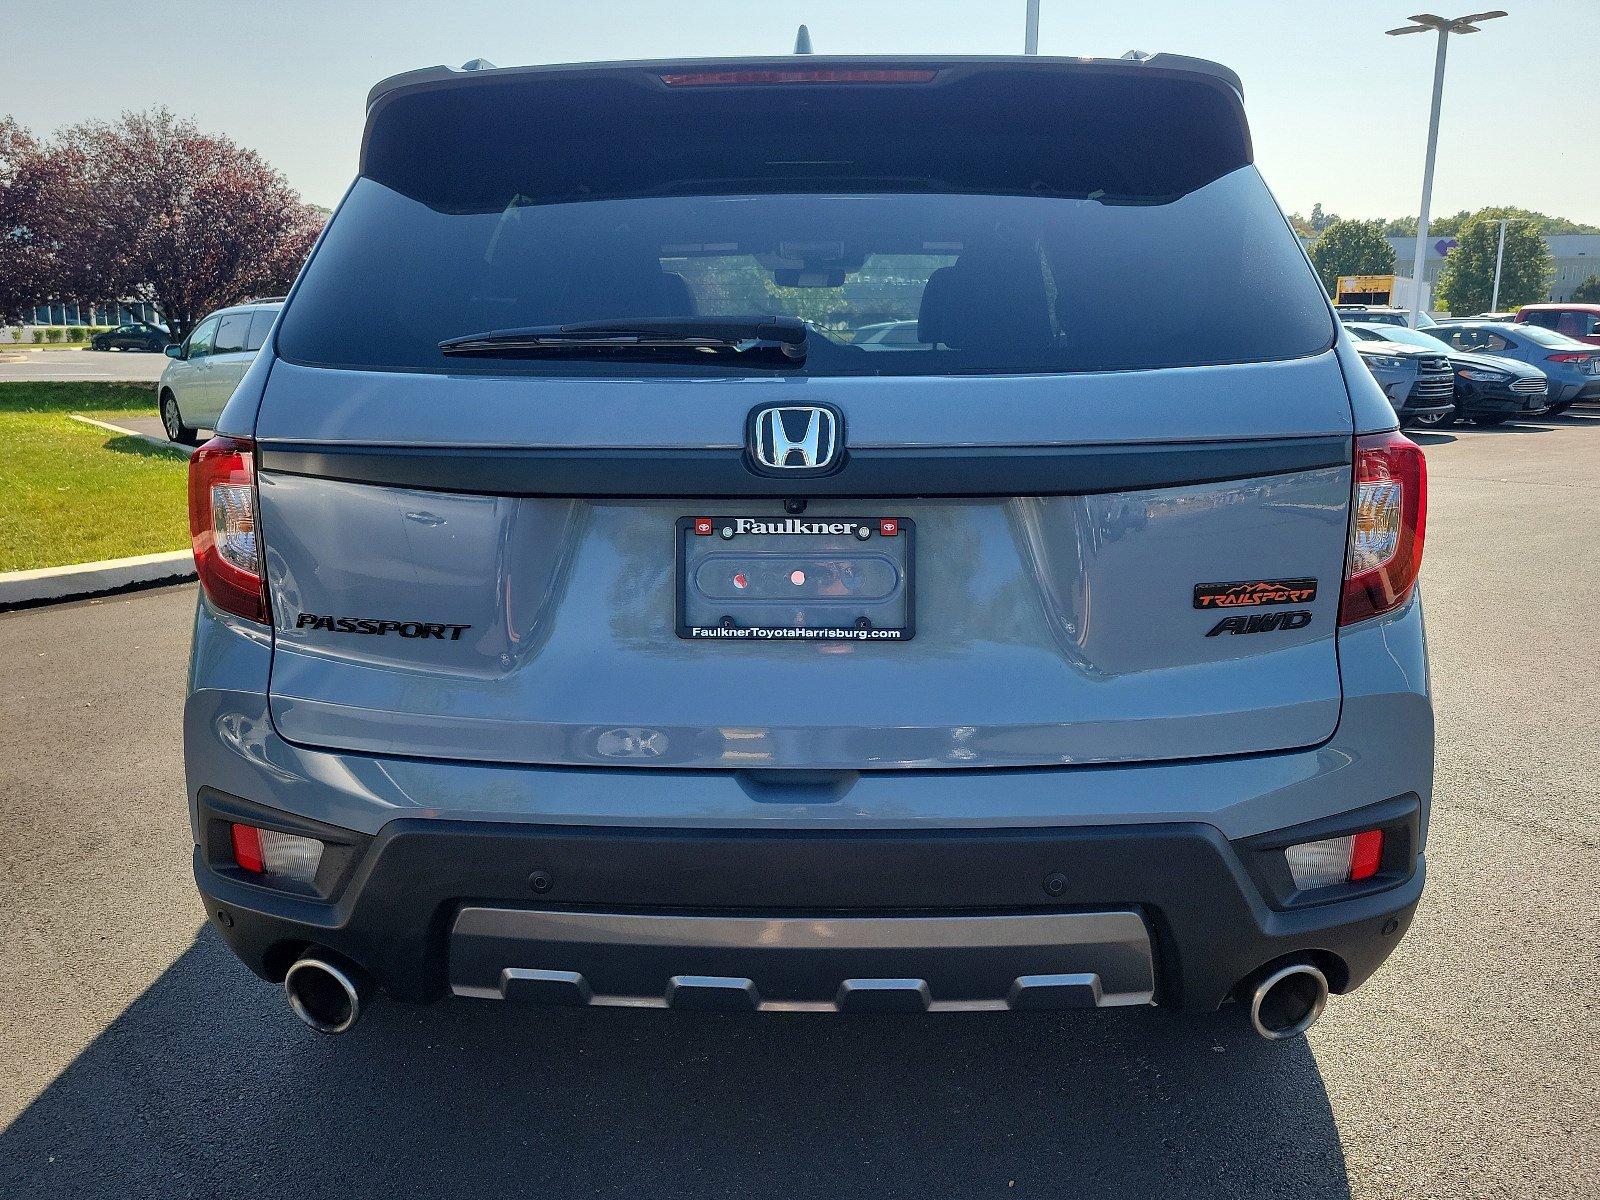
[256,436,1351,499]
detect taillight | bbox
[659,68,937,87]
[1340,431,1426,626]
[1545,352,1588,363]
[229,822,325,884]
[1284,828,1386,890]
[188,435,268,623]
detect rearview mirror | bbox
[165,343,183,359]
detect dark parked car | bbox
[90,321,169,352]
[1345,322,1547,426]
[1431,321,1600,415]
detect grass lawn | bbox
[0,382,189,572]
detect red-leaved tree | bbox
[0,117,77,323]
[53,109,323,339]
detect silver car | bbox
[183,54,1431,1043]
[158,301,281,443]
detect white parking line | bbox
[67,414,194,456]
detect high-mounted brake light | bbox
[188,435,269,623]
[660,68,938,87]
[1340,431,1426,626]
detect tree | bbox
[1308,219,1396,293]
[1308,202,1338,233]
[0,118,76,322]
[55,109,323,339]
[1384,206,1599,237]
[1435,210,1553,315]
[1571,275,1600,304]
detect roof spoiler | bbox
[364,51,1243,113]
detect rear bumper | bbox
[194,790,1423,1013]
[186,588,1434,1016]
[1550,379,1600,403]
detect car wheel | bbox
[1471,414,1510,427]
[1409,411,1450,428]
[160,391,200,446]
[1544,402,1572,417]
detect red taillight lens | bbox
[1545,352,1587,363]
[1340,431,1427,626]
[660,68,938,87]
[231,823,265,873]
[188,435,268,623]
[1348,829,1385,882]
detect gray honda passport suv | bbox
[185,53,1432,1040]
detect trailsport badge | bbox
[1193,579,1318,609]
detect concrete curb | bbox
[67,413,195,457]
[0,550,195,610]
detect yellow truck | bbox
[1334,274,1426,311]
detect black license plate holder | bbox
[676,515,915,642]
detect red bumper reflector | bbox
[660,68,937,87]
[1349,829,1384,881]
[231,823,265,873]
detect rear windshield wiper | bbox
[439,316,807,364]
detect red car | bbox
[1515,303,1600,347]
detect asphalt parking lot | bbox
[0,347,166,382]
[1,412,1596,1200]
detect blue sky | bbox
[3,0,1596,223]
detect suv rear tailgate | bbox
[256,354,1353,770]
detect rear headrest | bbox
[917,248,1056,351]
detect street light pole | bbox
[1025,0,1040,54]
[1387,11,1506,327]
[1490,218,1509,311]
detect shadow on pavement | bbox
[0,927,1352,1200]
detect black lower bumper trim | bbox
[193,794,1423,1012]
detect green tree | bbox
[1308,219,1396,293]
[1435,210,1553,315]
[1383,207,1599,237]
[1571,275,1600,304]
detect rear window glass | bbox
[1507,325,1583,348]
[245,308,276,351]
[278,68,1331,376]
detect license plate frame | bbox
[676,514,916,643]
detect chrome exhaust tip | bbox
[284,953,369,1034]
[1248,962,1329,1040]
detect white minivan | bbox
[159,300,282,443]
